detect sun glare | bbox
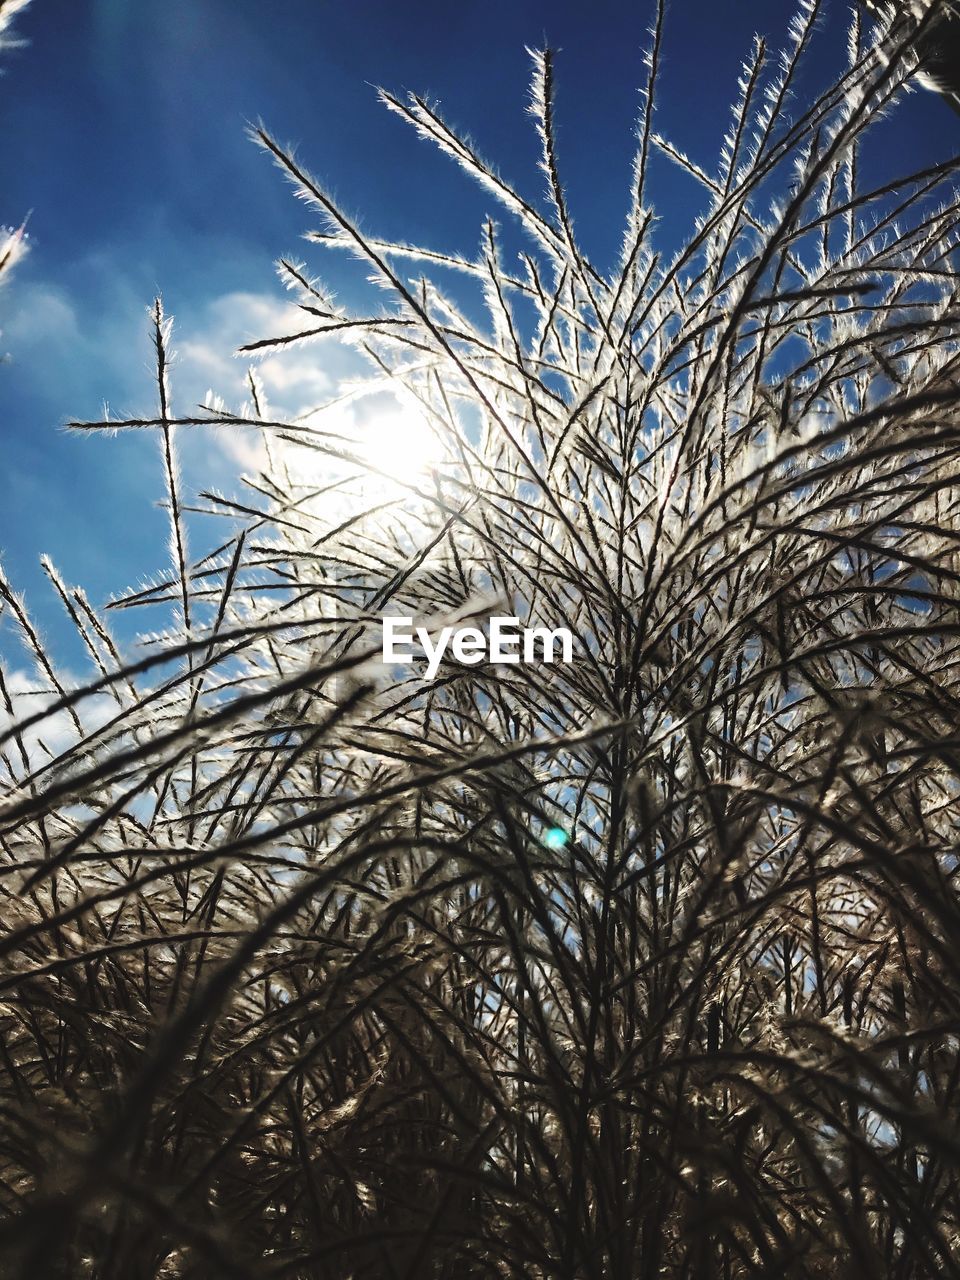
[291,395,445,512]
[357,404,441,490]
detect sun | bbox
[288,392,446,513]
[355,401,442,491]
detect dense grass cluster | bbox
[4,1,960,1275]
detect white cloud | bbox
[170,291,358,480]
[0,666,115,774]
[6,275,367,482]
[4,277,153,407]
[5,270,436,523]
[3,281,77,345]
[175,290,356,420]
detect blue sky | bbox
[0,0,954,661]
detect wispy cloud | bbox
[0,0,32,52]
[0,665,114,771]
[5,273,366,482]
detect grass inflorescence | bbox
[4,2,960,1276]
